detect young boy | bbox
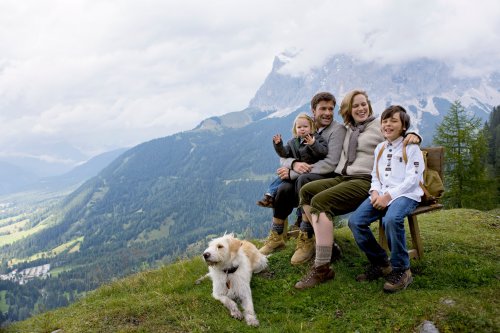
[257,113,328,208]
[348,105,424,293]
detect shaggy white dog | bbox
[201,234,268,327]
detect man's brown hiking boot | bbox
[356,263,392,282]
[383,269,413,293]
[294,263,335,289]
[290,231,315,265]
[259,230,285,255]
[256,194,274,208]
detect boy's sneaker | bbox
[383,269,413,293]
[356,263,392,282]
[259,230,285,255]
[256,194,274,208]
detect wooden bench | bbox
[378,147,444,259]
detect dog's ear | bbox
[229,238,243,254]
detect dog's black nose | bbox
[203,252,210,259]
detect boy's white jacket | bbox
[370,137,424,204]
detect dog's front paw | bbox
[230,309,243,320]
[245,315,259,327]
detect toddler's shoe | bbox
[256,194,274,208]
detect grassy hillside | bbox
[3,209,499,333]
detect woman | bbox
[294,90,420,289]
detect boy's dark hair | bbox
[311,92,336,110]
[381,105,411,136]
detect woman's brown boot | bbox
[294,263,335,289]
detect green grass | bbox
[130,219,174,244]
[0,291,8,313]
[0,214,28,228]
[8,237,84,266]
[0,221,48,247]
[0,218,29,235]
[0,214,58,247]
[49,266,73,278]
[2,209,499,332]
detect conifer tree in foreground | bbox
[433,100,493,209]
[485,105,500,205]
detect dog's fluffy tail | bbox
[252,254,268,274]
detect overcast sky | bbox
[0,0,499,164]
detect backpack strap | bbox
[375,144,385,181]
[402,142,408,163]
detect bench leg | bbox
[379,216,423,260]
[408,214,423,259]
[378,220,389,251]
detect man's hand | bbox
[292,161,312,174]
[277,166,290,180]
[403,133,420,145]
[273,134,282,145]
[303,133,315,145]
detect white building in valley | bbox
[0,264,51,285]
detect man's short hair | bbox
[311,92,336,110]
[381,105,411,135]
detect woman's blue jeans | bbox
[348,196,419,270]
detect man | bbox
[259,92,346,265]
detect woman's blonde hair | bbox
[339,89,373,125]
[292,113,316,137]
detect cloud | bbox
[0,0,499,167]
[278,0,500,76]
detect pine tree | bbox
[433,100,493,209]
[485,106,500,205]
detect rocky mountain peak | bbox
[249,53,500,122]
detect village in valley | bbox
[0,264,51,285]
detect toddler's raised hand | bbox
[304,133,315,145]
[273,134,282,144]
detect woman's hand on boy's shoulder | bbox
[403,133,420,145]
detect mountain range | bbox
[1,53,499,322]
[0,148,128,196]
[5,52,500,270]
[249,53,499,144]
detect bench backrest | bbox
[422,146,444,183]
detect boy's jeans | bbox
[348,196,419,270]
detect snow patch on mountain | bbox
[249,53,500,125]
[266,107,301,118]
